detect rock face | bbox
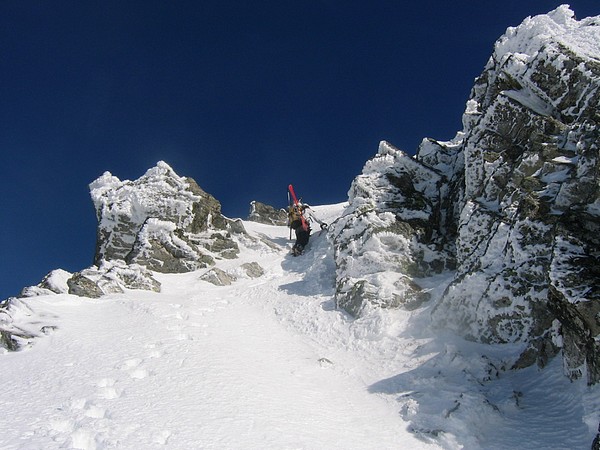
[90,161,243,273]
[0,162,268,348]
[330,141,456,316]
[11,162,254,303]
[247,201,288,226]
[332,6,600,385]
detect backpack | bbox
[288,205,303,222]
[288,205,310,231]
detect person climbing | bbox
[288,202,311,256]
[287,184,327,256]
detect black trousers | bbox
[294,228,310,248]
[291,220,310,248]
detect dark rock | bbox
[67,273,106,298]
[0,329,18,351]
[240,262,264,279]
[199,268,236,286]
[248,201,288,226]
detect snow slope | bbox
[0,203,597,449]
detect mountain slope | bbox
[0,207,441,450]
[1,207,598,449]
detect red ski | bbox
[288,184,300,205]
[288,184,309,231]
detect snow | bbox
[89,161,202,253]
[500,89,554,117]
[552,155,579,165]
[1,202,598,449]
[494,5,600,64]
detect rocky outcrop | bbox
[0,297,58,351]
[13,162,261,304]
[90,161,244,273]
[19,269,72,298]
[248,201,288,226]
[330,141,456,316]
[431,6,600,383]
[199,262,265,286]
[332,6,600,386]
[199,268,236,286]
[66,261,161,298]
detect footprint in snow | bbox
[176,311,189,320]
[147,348,164,358]
[118,357,151,379]
[146,342,165,358]
[70,398,88,411]
[83,403,107,419]
[153,429,172,445]
[129,368,150,379]
[70,426,101,450]
[49,418,75,434]
[96,378,121,400]
[69,397,107,419]
[118,358,142,370]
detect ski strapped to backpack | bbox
[287,184,328,232]
[288,184,310,232]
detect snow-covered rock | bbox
[433,5,600,384]
[90,161,243,273]
[199,267,237,286]
[334,6,600,387]
[67,260,161,298]
[331,141,457,316]
[19,269,72,297]
[0,296,59,351]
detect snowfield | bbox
[0,203,597,449]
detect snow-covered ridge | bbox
[1,204,598,449]
[495,5,600,63]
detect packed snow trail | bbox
[0,205,440,450]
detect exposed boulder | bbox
[67,261,161,298]
[247,201,288,226]
[90,161,243,273]
[198,262,264,286]
[240,262,265,279]
[199,267,237,286]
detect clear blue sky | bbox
[2,1,598,299]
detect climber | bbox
[288,202,327,256]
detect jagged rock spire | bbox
[89,161,241,273]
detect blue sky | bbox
[1,1,598,299]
